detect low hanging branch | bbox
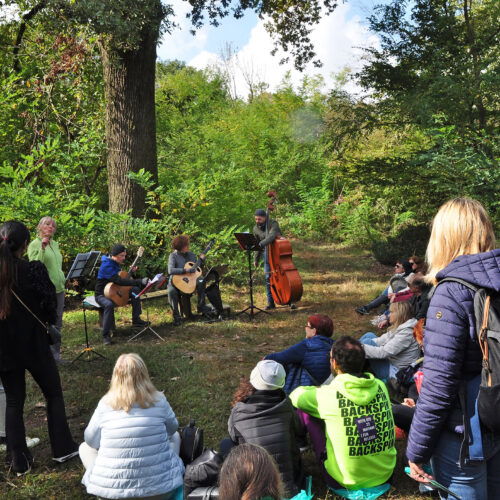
[13,0,47,72]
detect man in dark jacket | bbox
[226,360,303,497]
[95,244,149,345]
[253,209,283,310]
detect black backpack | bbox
[179,419,204,465]
[439,278,500,433]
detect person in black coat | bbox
[0,221,78,474]
[221,360,303,497]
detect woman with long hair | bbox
[406,198,500,498]
[218,443,284,500]
[360,300,419,380]
[27,216,66,362]
[222,360,303,497]
[0,221,78,474]
[80,353,184,499]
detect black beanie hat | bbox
[254,209,267,217]
[110,244,126,256]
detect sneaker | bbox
[265,304,276,310]
[173,317,182,327]
[289,303,297,310]
[26,437,40,449]
[103,335,113,345]
[355,306,370,315]
[53,450,79,463]
[132,318,150,327]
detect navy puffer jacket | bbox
[265,335,334,394]
[407,249,500,464]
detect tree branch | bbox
[13,0,47,73]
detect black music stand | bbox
[67,252,107,363]
[234,232,269,320]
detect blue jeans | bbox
[359,332,398,381]
[263,248,275,307]
[431,430,500,499]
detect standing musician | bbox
[253,209,280,310]
[167,235,210,326]
[95,244,149,345]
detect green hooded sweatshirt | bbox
[290,373,396,490]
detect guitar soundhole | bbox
[182,278,189,283]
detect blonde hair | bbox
[388,301,414,330]
[37,216,57,236]
[426,198,496,283]
[104,353,159,412]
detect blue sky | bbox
[158,0,382,96]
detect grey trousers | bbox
[50,292,65,361]
[96,288,142,337]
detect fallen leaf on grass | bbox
[257,342,268,347]
[170,377,180,381]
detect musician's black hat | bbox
[254,209,267,217]
[110,244,126,256]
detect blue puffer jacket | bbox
[265,335,334,394]
[407,249,500,464]
[82,392,184,499]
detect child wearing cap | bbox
[221,360,303,497]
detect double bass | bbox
[265,191,303,305]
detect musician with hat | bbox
[253,209,282,310]
[95,244,149,345]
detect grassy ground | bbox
[0,241,428,499]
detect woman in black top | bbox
[0,221,78,474]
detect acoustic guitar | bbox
[172,240,215,295]
[104,246,145,306]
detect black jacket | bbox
[0,259,56,371]
[228,390,302,496]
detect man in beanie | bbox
[252,209,284,310]
[95,244,149,345]
[222,360,303,497]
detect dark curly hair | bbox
[172,235,189,251]
[331,336,365,376]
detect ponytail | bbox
[0,221,30,319]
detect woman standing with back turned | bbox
[407,198,500,499]
[0,221,78,474]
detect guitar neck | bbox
[127,254,141,275]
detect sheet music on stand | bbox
[135,273,167,298]
[234,232,260,251]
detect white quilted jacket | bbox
[82,392,184,499]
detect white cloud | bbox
[158,0,210,62]
[187,3,379,98]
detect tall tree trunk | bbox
[101,29,158,216]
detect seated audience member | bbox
[290,336,396,492]
[408,275,432,320]
[265,314,334,394]
[408,255,426,274]
[79,353,184,500]
[222,360,302,497]
[356,260,413,315]
[218,443,284,500]
[360,301,419,380]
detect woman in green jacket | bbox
[28,217,66,362]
